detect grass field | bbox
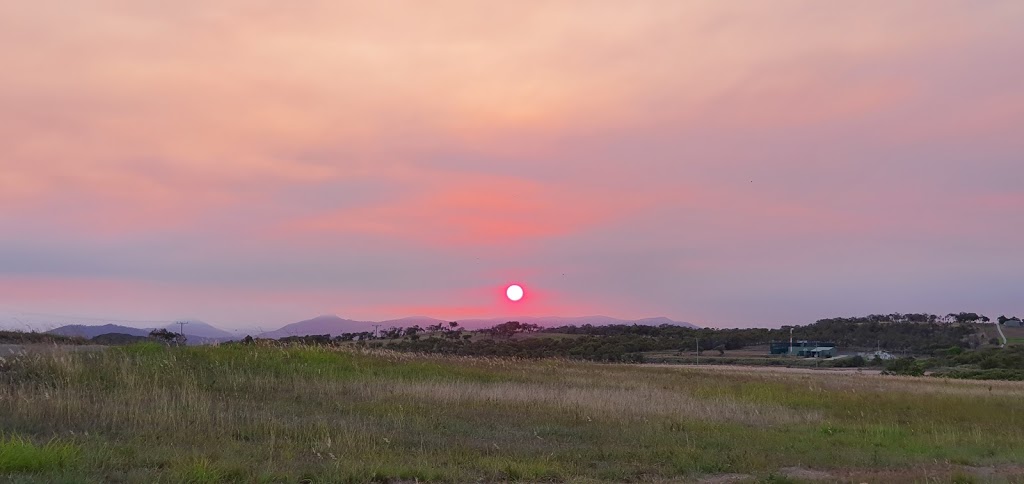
[2,344,1024,482]
[997,326,1024,347]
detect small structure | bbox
[808,346,836,358]
[1005,318,1023,328]
[769,340,837,358]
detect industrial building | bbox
[769,340,837,358]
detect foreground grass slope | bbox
[1,344,1023,482]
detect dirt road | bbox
[994,322,1008,347]
[645,363,883,376]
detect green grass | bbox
[1,344,1023,482]
[0,436,79,473]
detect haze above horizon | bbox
[2,1,1022,327]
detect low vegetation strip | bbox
[379,380,818,427]
[0,343,1022,482]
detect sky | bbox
[1,1,1022,329]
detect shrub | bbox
[882,357,925,376]
[829,355,865,368]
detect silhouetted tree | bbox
[149,328,184,346]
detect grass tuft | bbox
[0,436,79,473]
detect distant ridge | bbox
[257,315,373,339]
[48,324,151,339]
[161,321,233,339]
[378,316,447,327]
[48,322,235,345]
[260,314,698,337]
[44,314,698,342]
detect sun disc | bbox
[506,284,524,302]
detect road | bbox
[994,322,1007,347]
[645,363,883,376]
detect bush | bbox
[882,357,925,376]
[932,368,1024,381]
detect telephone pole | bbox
[371,324,382,338]
[177,321,188,346]
[695,337,699,365]
[789,327,794,356]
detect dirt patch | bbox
[830,464,1024,482]
[780,466,833,480]
[697,473,755,483]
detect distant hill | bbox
[49,323,234,345]
[45,314,698,343]
[49,324,151,339]
[258,315,374,339]
[161,321,233,339]
[258,314,697,338]
[90,333,150,345]
[378,316,447,328]
[1,330,86,345]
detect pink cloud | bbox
[2,1,1023,326]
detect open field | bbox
[641,350,832,368]
[2,344,1024,482]
[1000,326,1024,346]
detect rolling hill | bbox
[257,315,375,339]
[45,314,698,343]
[161,321,233,339]
[48,324,151,339]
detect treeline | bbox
[542,312,981,353]
[0,331,86,345]
[542,324,770,351]
[362,313,981,362]
[873,346,1024,381]
[791,316,976,352]
[228,312,988,363]
[815,312,989,325]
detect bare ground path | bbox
[644,363,883,376]
[994,321,1008,347]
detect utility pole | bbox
[371,324,381,338]
[695,337,699,365]
[789,327,794,356]
[177,321,188,346]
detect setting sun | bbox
[506,284,524,302]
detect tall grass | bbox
[1,344,1022,482]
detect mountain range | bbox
[46,315,698,342]
[48,320,237,344]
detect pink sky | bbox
[1,1,1022,328]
